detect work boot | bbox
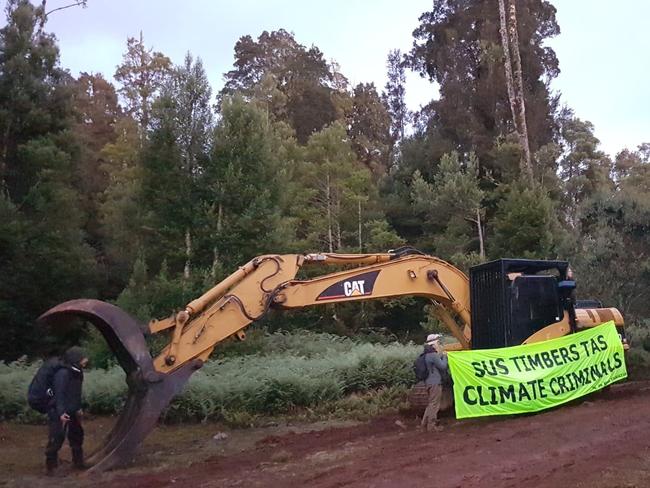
[45,458,58,476]
[72,449,87,470]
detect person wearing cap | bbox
[45,346,89,474]
[420,333,448,432]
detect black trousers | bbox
[45,409,84,467]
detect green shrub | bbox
[81,328,117,370]
[310,386,410,421]
[621,321,650,380]
[0,359,36,421]
[0,331,420,424]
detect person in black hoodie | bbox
[45,346,89,475]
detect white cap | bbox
[425,333,442,345]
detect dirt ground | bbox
[3,381,650,488]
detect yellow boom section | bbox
[150,252,472,373]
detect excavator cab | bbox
[470,259,574,349]
[469,258,625,349]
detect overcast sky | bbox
[3,0,649,156]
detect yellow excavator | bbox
[39,247,624,472]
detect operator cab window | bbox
[509,275,562,345]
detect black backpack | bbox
[413,353,429,382]
[27,358,63,413]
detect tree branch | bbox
[46,1,88,18]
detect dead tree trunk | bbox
[507,0,533,184]
[183,228,191,280]
[335,194,342,251]
[498,0,534,184]
[465,208,486,260]
[476,208,485,260]
[358,199,363,252]
[326,173,334,253]
[498,0,519,138]
[211,202,223,280]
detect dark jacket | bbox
[52,366,84,417]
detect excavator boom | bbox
[151,251,472,373]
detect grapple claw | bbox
[38,299,201,472]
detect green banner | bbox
[447,321,627,419]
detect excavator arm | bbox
[150,250,472,373]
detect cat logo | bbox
[316,270,380,301]
[344,280,365,297]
